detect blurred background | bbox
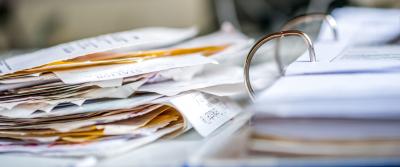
[0,0,399,51]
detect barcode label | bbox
[170,92,241,137]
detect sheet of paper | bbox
[157,65,205,81]
[0,79,56,92]
[88,78,124,88]
[138,65,243,96]
[0,97,86,111]
[196,83,245,97]
[295,42,348,62]
[286,61,400,75]
[54,54,216,84]
[33,94,162,118]
[318,7,400,45]
[0,103,53,117]
[0,73,58,84]
[80,77,148,99]
[259,73,400,101]
[0,27,197,75]
[333,45,400,61]
[169,92,241,137]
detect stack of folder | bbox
[0,26,251,156]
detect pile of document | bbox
[249,72,400,157]
[247,7,400,158]
[0,25,251,156]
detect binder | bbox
[242,13,400,159]
[244,14,340,101]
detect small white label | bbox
[170,92,241,137]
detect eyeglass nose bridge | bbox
[244,30,316,101]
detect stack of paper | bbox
[0,26,249,156]
[248,68,400,157]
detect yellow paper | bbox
[3,45,228,77]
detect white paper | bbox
[88,78,123,88]
[54,54,216,84]
[286,61,400,76]
[0,79,56,92]
[158,65,205,81]
[32,94,162,118]
[196,83,245,97]
[333,45,400,61]
[0,27,197,75]
[138,65,243,96]
[295,42,348,62]
[0,97,86,111]
[80,78,148,99]
[0,103,51,117]
[0,73,58,84]
[318,7,400,45]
